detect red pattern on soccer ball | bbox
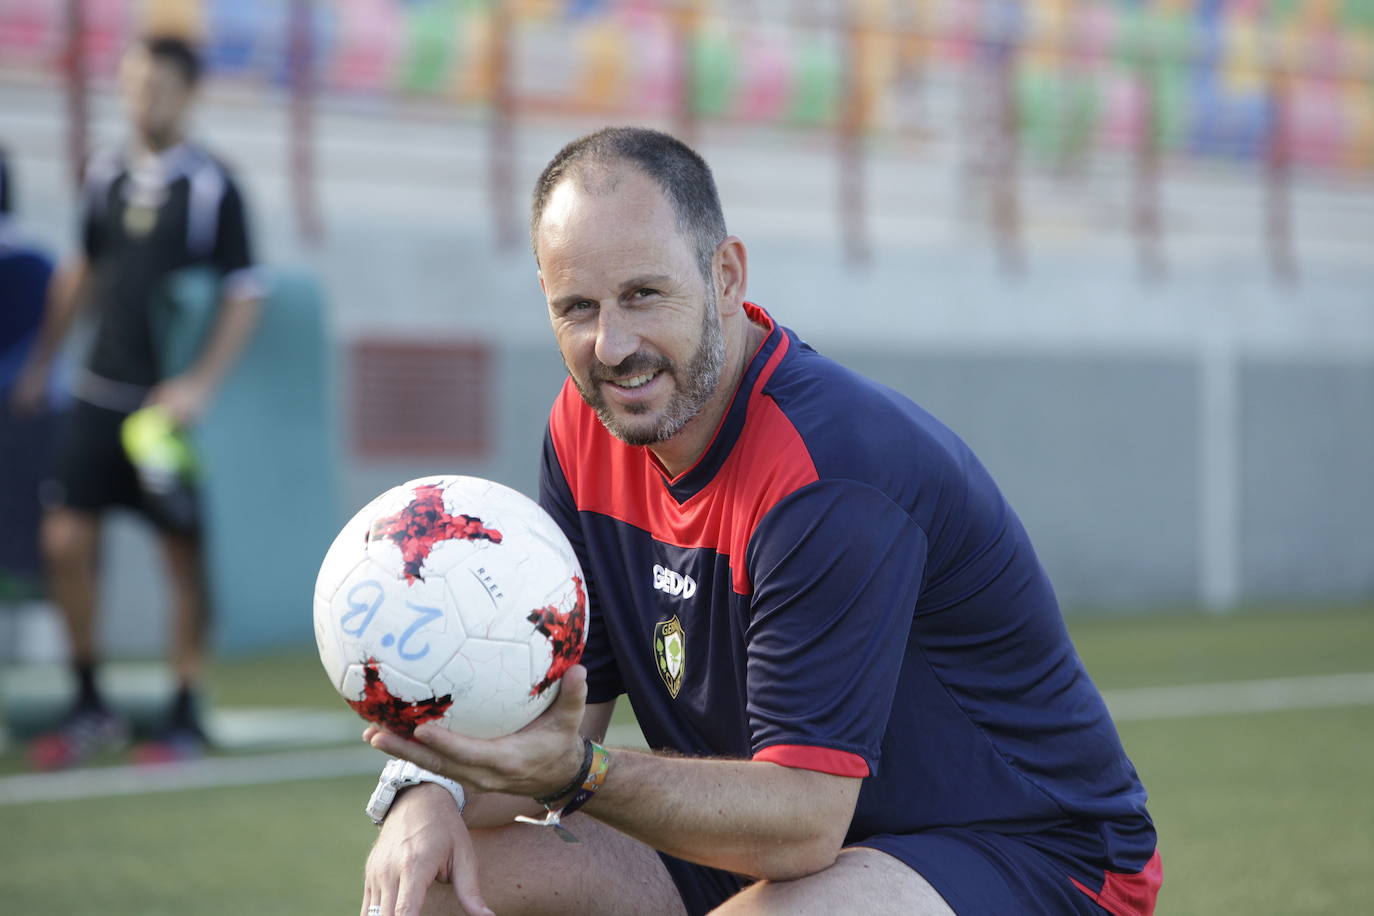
[346,659,454,737]
[369,483,503,583]
[526,576,588,696]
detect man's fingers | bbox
[376,882,398,916]
[449,832,495,916]
[393,869,432,916]
[451,873,494,916]
[367,664,593,795]
[367,729,462,778]
[552,664,588,722]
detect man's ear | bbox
[713,236,748,316]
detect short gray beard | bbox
[572,288,726,448]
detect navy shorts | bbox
[44,399,200,534]
[658,821,1160,916]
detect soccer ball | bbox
[313,475,587,739]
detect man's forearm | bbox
[463,790,542,829]
[185,289,261,391]
[581,750,858,881]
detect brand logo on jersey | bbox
[652,564,697,599]
[653,616,685,698]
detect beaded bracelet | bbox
[514,740,612,843]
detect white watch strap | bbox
[365,758,466,826]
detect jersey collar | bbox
[121,140,200,188]
[658,302,786,504]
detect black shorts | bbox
[43,398,200,534]
[659,821,1160,916]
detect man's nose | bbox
[594,304,640,371]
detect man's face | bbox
[120,48,194,149]
[536,168,726,448]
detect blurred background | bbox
[0,1,1371,913]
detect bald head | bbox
[530,127,727,283]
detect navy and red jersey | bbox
[539,303,1156,877]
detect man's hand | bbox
[362,783,493,916]
[364,665,591,801]
[143,373,212,427]
[360,667,590,916]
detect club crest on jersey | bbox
[653,616,685,698]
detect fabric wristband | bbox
[556,741,611,819]
[513,740,612,843]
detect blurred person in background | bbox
[9,34,262,768]
[1,146,59,601]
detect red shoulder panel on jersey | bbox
[549,309,818,594]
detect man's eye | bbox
[633,288,659,299]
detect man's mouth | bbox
[609,371,659,390]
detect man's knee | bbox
[711,847,954,916]
[420,817,685,916]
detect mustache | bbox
[589,353,670,383]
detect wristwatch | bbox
[365,759,466,825]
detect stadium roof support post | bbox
[288,0,323,245]
[992,47,1022,275]
[63,0,89,192]
[488,0,518,251]
[1133,57,1164,284]
[672,0,700,147]
[983,3,1024,277]
[838,9,871,270]
[1264,70,1297,285]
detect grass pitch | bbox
[2,604,1371,914]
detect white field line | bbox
[0,722,649,806]
[1101,671,1374,721]
[0,746,388,806]
[2,676,1372,806]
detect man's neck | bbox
[649,314,769,479]
[134,129,186,159]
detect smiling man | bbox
[358,127,1161,916]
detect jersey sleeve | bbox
[213,180,252,273]
[744,479,928,777]
[213,179,262,302]
[539,423,624,704]
[79,172,107,260]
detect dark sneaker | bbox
[28,707,132,771]
[133,719,211,766]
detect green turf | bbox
[206,648,349,709]
[1066,604,1374,689]
[4,775,373,915]
[1118,706,1374,915]
[1,604,1371,913]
